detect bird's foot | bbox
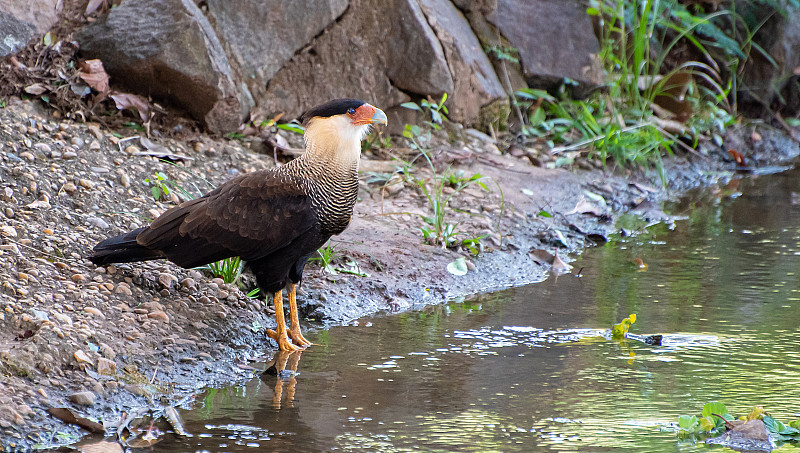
[267,329,302,352]
[288,326,312,347]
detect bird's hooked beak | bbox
[353,104,388,126]
[370,107,388,126]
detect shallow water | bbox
[145,167,800,452]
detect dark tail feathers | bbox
[90,227,165,265]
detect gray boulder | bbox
[205,0,347,104]
[488,0,604,91]
[0,0,62,56]
[418,0,507,126]
[76,0,249,134]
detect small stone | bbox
[43,228,54,235]
[1,226,17,237]
[78,179,95,190]
[34,143,52,154]
[19,151,34,161]
[62,182,78,194]
[89,140,101,151]
[148,311,169,323]
[16,404,33,417]
[2,187,12,201]
[96,357,116,376]
[124,145,139,155]
[52,312,72,326]
[71,274,88,283]
[180,277,196,289]
[86,216,109,229]
[50,150,62,158]
[4,208,13,218]
[114,285,132,296]
[68,391,96,406]
[99,343,116,359]
[120,173,130,187]
[84,307,105,319]
[125,384,147,396]
[74,350,94,365]
[62,151,77,159]
[158,273,177,289]
[71,136,85,147]
[87,124,103,139]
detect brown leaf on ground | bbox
[551,251,572,274]
[110,92,150,122]
[566,197,603,216]
[78,59,110,95]
[47,407,104,433]
[24,83,49,95]
[75,440,123,453]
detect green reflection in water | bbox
[151,169,800,453]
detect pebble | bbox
[157,274,177,291]
[96,357,116,376]
[147,311,169,323]
[62,150,77,159]
[114,285,132,296]
[78,179,95,190]
[180,278,196,289]
[120,173,130,187]
[89,140,101,151]
[67,391,95,406]
[87,124,103,139]
[73,350,93,365]
[71,274,88,283]
[33,143,51,154]
[86,216,109,229]
[4,208,12,219]
[62,182,78,194]
[2,187,12,201]
[19,151,34,161]
[0,226,17,237]
[83,307,105,319]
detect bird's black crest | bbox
[299,99,366,125]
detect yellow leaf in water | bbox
[746,405,766,421]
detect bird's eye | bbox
[347,107,356,115]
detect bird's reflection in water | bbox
[262,350,303,409]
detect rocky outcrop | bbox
[256,0,408,120]
[418,0,507,126]
[76,0,248,134]
[205,0,348,105]
[387,0,453,96]
[488,0,604,91]
[0,0,61,57]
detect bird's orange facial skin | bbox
[350,104,378,125]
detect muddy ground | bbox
[0,96,798,451]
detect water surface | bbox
[148,167,800,452]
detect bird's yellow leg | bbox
[286,283,311,347]
[266,291,301,352]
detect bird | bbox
[90,99,387,351]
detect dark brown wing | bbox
[136,170,317,268]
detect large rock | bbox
[205,0,348,102]
[489,0,604,91]
[0,0,62,57]
[76,0,248,133]
[418,0,507,126]
[387,0,453,96]
[256,0,414,120]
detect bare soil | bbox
[0,96,798,451]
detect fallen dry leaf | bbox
[78,59,110,95]
[633,258,648,269]
[529,248,572,274]
[566,197,603,216]
[110,92,150,122]
[24,83,49,95]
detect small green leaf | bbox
[678,415,699,430]
[702,402,728,419]
[538,210,552,218]
[401,102,422,111]
[447,257,468,276]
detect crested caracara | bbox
[90,99,387,351]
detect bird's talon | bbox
[288,329,311,347]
